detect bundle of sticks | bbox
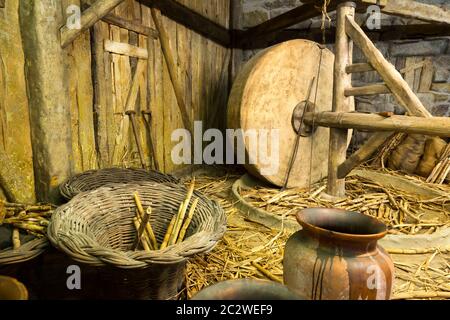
[132,179,198,251]
[0,201,53,249]
[427,142,450,184]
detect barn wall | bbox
[0,0,35,203]
[0,0,230,202]
[91,0,230,173]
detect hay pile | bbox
[240,168,450,235]
[185,168,450,300]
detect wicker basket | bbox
[0,236,48,299]
[59,168,180,199]
[48,182,226,299]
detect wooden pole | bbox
[381,0,450,25]
[20,0,73,203]
[337,14,434,178]
[61,0,125,48]
[303,112,450,137]
[326,1,356,198]
[150,7,192,132]
[345,16,431,118]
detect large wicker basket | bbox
[48,182,226,299]
[59,168,180,199]
[0,236,48,299]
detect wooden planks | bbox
[104,39,148,59]
[90,0,230,172]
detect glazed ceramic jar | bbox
[283,208,394,300]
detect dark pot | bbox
[283,208,394,300]
[192,279,302,300]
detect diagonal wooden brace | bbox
[336,14,434,179]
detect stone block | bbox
[390,39,448,57]
[243,9,269,28]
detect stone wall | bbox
[236,0,450,149]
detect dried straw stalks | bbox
[184,168,449,300]
[0,201,54,247]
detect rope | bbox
[315,0,332,44]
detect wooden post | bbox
[19,0,73,203]
[327,1,356,198]
[60,0,125,48]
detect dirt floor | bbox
[184,167,450,300]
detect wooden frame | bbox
[61,0,126,48]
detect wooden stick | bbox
[150,7,192,132]
[132,202,152,250]
[12,228,20,249]
[170,178,196,245]
[251,261,283,283]
[160,214,177,250]
[176,198,199,244]
[303,112,450,137]
[337,132,394,179]
[133,217,151,252]
[60,0,125,48]
[104,40,148,59]
[136,206,158,250]
[327,2,355,197]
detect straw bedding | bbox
[185,167,449,300]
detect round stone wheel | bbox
[228,39,351,188]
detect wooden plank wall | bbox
[88,0,230,173]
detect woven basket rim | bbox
[0,237,48,265]
[48,182,226,268]
[59,167,180,199]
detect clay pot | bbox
[0,276,28,300]
[192,279,302,300]
[283,208,394,300]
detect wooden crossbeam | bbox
[139,0,230,47]
[346,63,374,73]
[382,0,450,25]
[238,1,337,46]
[345,83,390,96]
[61,0,125,48]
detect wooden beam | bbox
[338,132,393,179]
[346,63,374,73]
[61,0,125,48]
[150,8,192,132]
[20,0,73,203]
[381,0,450,25]
[345,16,431,118]
[238,1,337,46]
[238,24,450,49]
[345,83,390,96]
[102,13,158,38]
[327,2,355,198]
[304,112,450,137]
[139,0,230,47]
[104,40,148,59]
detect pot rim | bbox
[296,208,387,242]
